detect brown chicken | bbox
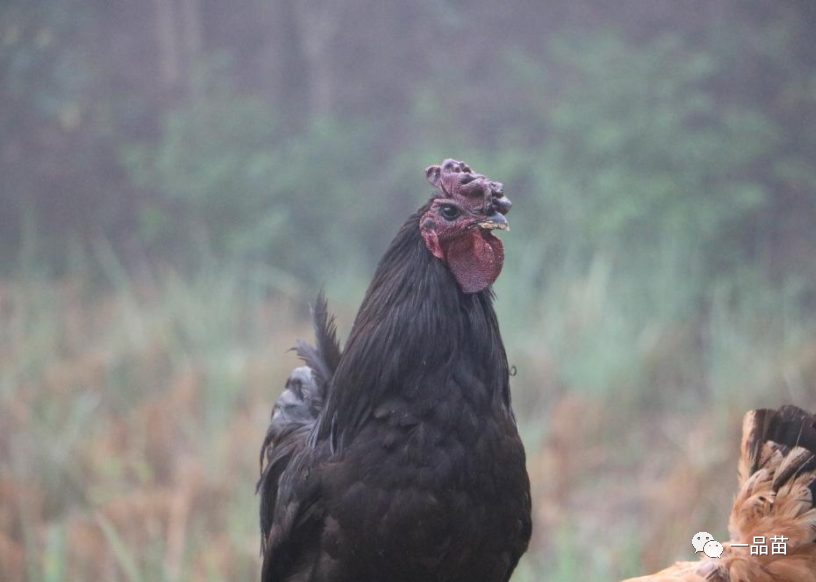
[623,405,816,582]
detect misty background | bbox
[2,1,816,580]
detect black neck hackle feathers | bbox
[315,204,512,451]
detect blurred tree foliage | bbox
[1,0,815,302]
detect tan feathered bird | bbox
[623,405,816,582]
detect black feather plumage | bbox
[295,290,341,400]
[258,201,531,582]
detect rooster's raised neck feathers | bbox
[315,159,513,450]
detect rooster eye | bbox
[440,205,460,221]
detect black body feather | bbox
[258,204,532,582]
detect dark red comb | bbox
[425,159,512,216]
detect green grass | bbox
[2,249,816,582]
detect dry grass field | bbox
[3,260,815,582]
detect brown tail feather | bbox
[621,406,816,582]
[730,406,816,555]
[740,406,816,486]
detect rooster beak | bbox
[477,212,510,232]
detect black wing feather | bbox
[258,294,341,556]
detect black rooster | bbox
[258,159,532,582]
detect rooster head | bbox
[420,159,512,294]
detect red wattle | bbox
[445,230,505,294]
